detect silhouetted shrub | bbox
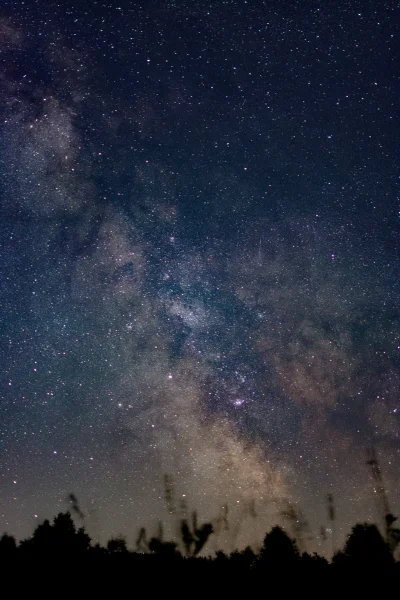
[258,526,300,570]
[107,537,128,553]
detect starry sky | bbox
[0,0,399,554]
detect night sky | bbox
[0,0,399,555]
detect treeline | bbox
[0,511,399,585]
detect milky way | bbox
[0,1,398,554]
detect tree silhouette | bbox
[259,526,299,569]
[20,512,91,558]
[300,551,329,575]
[0,533,17,558]
[52,512,80,555]
[230,546,257,570]
[343,523,393,569]
[27,518,54,555]
[75,526,92,553]
[0,498,398,582]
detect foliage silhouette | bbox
[342,523,394,569]
[300,551,329,576]
[0,506,399,585]
[259,525,300,569]
[107,537,128,553]
[230,546,257,571]
[0,533,17,558]
[19,512,91,558]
